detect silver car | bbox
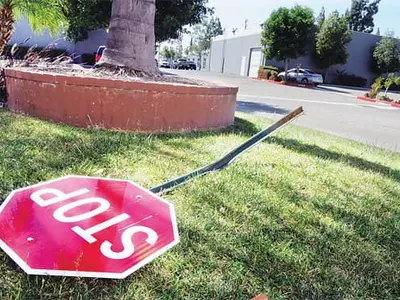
[278,68,324,85]
[159,58,173,68]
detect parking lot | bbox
[171,70,400,152]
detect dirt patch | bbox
[9,63,212,87]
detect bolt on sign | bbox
[0,176,179,279]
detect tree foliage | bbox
[61,0,209,43]
[349,0,381,34]
[155,0,208,42]
[316,7,325,30]
[315,10,352,69]
[261,6,315,63]
[159,46,179,60]
[372,33,400,73]
[1,0,66,34]
[190,16,223,56]
[0,0,65,55]
[60,0,111,42]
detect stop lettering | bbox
[0,176,179,279]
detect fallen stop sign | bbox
[0,176,179,279]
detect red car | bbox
[95,45,159,66]
[95,45,106,63]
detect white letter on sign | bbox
[53,198,110,223]
[100,226,158,260]
[72,213,131,243]
[31,188,90,207]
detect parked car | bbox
[173,58,197,70]
[278,68,323,85]
[95,45,106,63]
[187,60,197,70]
[159,58,173,68]
[96,45,159,68]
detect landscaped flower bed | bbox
[361,74,400,107]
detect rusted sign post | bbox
[151,106,304,194]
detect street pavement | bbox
[169,70,400,152]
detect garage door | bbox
[248,48,262,78]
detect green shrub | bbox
[269,70,279,81]
[40,48,68,61]
[372,75,400,92]
[387,82,400,91]
[258,67,279,81]
[258,67,267,79]
[382,73,400,96]
[81,53,95,65]
[262,65,280,72]
[332,71,367,87]
[367,76,383,99]
[3,44,68,61]
[378,95,394,102]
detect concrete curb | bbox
[356,96,400,108]
[251,77,316,89]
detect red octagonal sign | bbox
[0,176,179,279]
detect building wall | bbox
[10,18,74,52]
[10,18,108,62]
[210,30,383,85]
[331,31,381,84]
[74,30,107,62]
[209,38,224,73]
[210,31,262,76]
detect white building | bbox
[208,29,383,85]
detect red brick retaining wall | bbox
[5,69,238,132]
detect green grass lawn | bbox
[0,109,399,299]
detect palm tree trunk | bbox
[0,3,14,56]
[324,67,329,83]
[284,60,289,81]
[98,0,159,75]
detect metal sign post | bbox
[151,106,304,194]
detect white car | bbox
[159,58,173,68]
[278,68,324,85]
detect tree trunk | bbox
[98,0,159,75]
[0,4,15,56]
[385,86,389,97]
[324,67,329,83]
[284,60,289,81]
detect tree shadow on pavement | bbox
[314,86,351,94]
[236,101,291,116]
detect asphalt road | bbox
[169,69,400,152]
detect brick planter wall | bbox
[5,69,238,132]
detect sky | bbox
[207,0,400,36]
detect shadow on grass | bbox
[268,136,400,182]
[0,115,261,198]
[313,199,400,251]
[1,112,399,299]
[182,175,400,298]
